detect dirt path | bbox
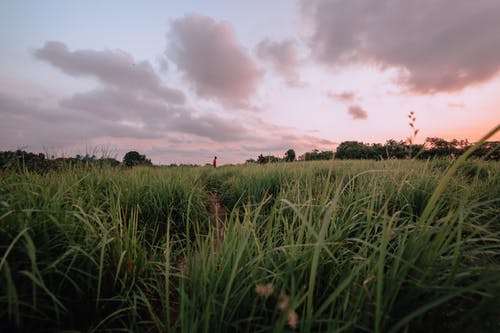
[208,191,226,255]
[169,191,227,325]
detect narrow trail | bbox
[169,190,227,325]
[208,191,226,255]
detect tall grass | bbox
[1,158,499,331]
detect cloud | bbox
[2,87,255,152]
[327,90,359,103]
[35,41,185,104]
[60,88,171,123]
[0,91,161,144]
[256,38,303,87]
[347,105,368,120]
[156,57,169,74]
[1,87,338,164]
[32,41,254,142]
[301,0,500,93]
[60,88,252,142]
[0,91,81,124]
[169,111,253,142]
[166,14,262,108]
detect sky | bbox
[1,0,499,165]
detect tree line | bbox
[0,150,151,173]
[1,137,498,172]
[249,137,499,163]
[334,138,498,160]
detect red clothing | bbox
[213,158,217,168]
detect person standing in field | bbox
[213,156,217,168]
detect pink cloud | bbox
[327,91,359,103]
[35,41,185,104]
[347,105,368,120]
[256,38,304,87]
[167,14,263,108]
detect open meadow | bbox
[1,158,499,332]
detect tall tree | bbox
[284,149,296,162]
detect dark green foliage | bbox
[122,151,152,167]
[470,141,500,160]
[0,150,121,173]
[0,150,50,172]
[334,139,415,160]
[0,166,210,331]
[334,138,499,160]
[284,149,296,162]
[458,160,489,181]
[1,160,499,332]
[256,154,281,164]
[335,141,373,159]
[300,149,334,161]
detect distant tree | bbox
[271,155,281,163]
[257,154,280,164]
[384,140,408,159]
[330,138,498,161]
[424,137,461,158]
[81,154,97,163]
[335,140,414,160]
[317,150,334,160]
[335,142,369,159]
[264,155,281,163]
[409,144,425,158]
[98,157,121,167]
[123,151,152,167]
[473,141,499,160]
[421,138,498,160]
[300,149,334,161]
[370,143,385,160]
[284,149,296,162]
[0,150,49,171]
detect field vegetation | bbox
[1,153,499,331]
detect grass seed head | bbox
[288,310,298,329]
[255,283,274,298]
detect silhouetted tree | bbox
[384,140,408,159]
[123,151,152,167]
[245,138,499,162]
[470,141,499,160]
[335,142,369,159]
[0,150,49,171]
[284,149,296,162]
[300,149,334,161]
[0,150,122,172]
[257,154,280,164]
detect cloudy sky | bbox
[1,0,499,164]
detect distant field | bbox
[1,159,499,332]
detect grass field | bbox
[1,158,499,332]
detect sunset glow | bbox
[1,0,499,164]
